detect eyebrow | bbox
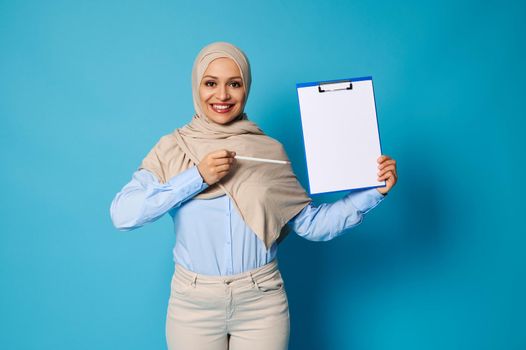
[202,75,243,80]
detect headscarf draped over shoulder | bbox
[139,42,311,249]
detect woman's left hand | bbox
[376,155,398,195]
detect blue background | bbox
[1,0,525,349]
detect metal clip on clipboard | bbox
[318,80,353,93]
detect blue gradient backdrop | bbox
[1,0,525,349]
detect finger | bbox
[378,159,396,170]
[214,164,231,173]
[377,155,391,163]
[211,150,236,159]
[378,164,396,177]
[210,150,229,159]
[381,169,398,180]
[212,157,234,166]
[384,175,396,186]
[378,170,395,181]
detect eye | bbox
[204,80,216,87]
[229,81,242,88]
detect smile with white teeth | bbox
[211,104,234,113]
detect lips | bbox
[210,103,234,113]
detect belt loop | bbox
[191,273,197,287]
[249,272,259,289]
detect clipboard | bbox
[296,76,385,195]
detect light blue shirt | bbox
[110,167,385,276]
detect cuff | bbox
[166,166,209,197]
[347,187,385,214]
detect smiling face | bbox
[198,57,246,125]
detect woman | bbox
[110,42,398,350]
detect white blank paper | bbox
[297,78,385,194]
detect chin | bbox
[210,115,238,125]
[206,109,243,125]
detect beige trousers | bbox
[165,259,290,350]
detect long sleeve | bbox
[110,167,208,230]
[291,188,385,241]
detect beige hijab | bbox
[139,42,311,249]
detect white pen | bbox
[234,155,290,165]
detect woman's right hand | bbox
[197,150,237,185]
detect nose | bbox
[217,85,230,101]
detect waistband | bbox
[174,259,279,286]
